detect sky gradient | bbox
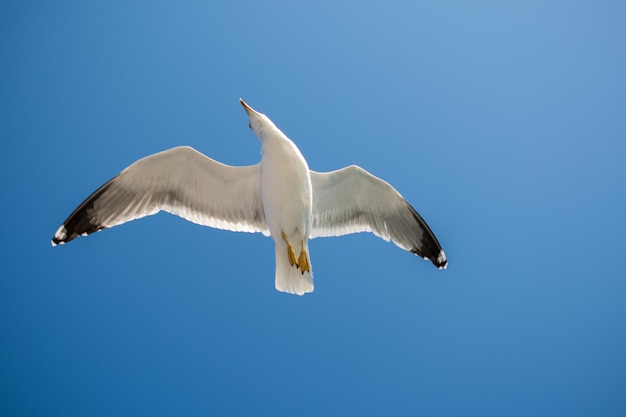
[1,1,625,416]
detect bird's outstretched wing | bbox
[52,146,268,245]
[309,166,447,269]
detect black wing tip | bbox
[411,247,448,270]
[51,225,69,246]
[51,223,106,246]
[404,200,448,270]
[434,249,448,270]
[51,179,115,246]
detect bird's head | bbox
[240,99,281,143]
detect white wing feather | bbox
[310,165,447,268]
[52,146,268,245]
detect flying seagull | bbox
[52,99,447,295]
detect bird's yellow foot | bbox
[298,240,310,274]
[282,231,299,268]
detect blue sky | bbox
[1,1,625,416]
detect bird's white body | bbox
[257,110,314,294]
[52,99,447,296]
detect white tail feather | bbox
[274,241,313,295]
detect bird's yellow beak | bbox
[240,98,255,116]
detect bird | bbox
[52,99,447,295]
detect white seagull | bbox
[52,99,447,295]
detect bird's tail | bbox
[274,240,314,295]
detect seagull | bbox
[52,99,447,295]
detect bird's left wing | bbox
[52,146,269,245]
[309,165,447,269]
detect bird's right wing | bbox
[52,146,269,245]
[310,165,447,269]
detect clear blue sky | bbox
[1,1,625,416]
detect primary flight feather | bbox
[52,99,447,295]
